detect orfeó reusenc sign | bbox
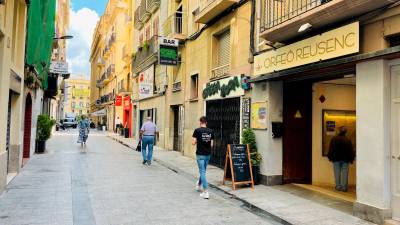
[254,22,359,76]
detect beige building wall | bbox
[0,0,28,192]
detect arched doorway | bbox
[23,93,33,160]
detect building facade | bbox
[251,0,400,223]
[90,0,133,133]
[131,0,251,161]
[0,0,29,192]
[61,76,91,117]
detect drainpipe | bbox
[248,0,256,63]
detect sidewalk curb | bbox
[107,135,293,225]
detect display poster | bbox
[251,101,268,130]
[115,95,122,106]
[139,65,154,99]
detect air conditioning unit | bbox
[157,85,166,94]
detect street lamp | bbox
[53,35,74,40]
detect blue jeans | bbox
[141,136,154,162]
[333,161,349,191]
[196,154,211,190]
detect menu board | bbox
[223,144,254,190]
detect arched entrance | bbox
[23,93,33,160]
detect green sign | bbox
[159,45,178,65]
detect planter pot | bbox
[35,140,46,154]
[252,165,261,185]
[124,128,130,138]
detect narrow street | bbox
[0,130,279,225]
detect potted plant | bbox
[35,115,56,153]
[242,128,262,184]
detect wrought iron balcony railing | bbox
[260,0,331,32]
[134,7,144,29]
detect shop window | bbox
[190,74,199,100]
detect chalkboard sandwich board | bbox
[223,144,254,190]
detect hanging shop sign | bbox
[139,65,154,99]
[251,101,268,130]
[123,96,131,110]
[202,75,244,100]
[159,37,179,65]
[49,61,69,74]
[223,144,254,190]
[254,22,360,76]
[115,95,122,106]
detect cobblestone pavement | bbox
[0,130,280,225]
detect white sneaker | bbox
[195,181,203,192]
[200,191,209,199]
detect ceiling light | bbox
[298,23,312,33]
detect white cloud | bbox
[67,7,99,79]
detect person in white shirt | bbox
[115,117,122,133]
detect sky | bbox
[67,0,108,79]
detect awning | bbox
[91,109,106,116]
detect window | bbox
[86,103,90,107]
[217,30,231,67]
[72,102,76,107]
[79,110,82,115]
[389,35,400,47]
[145,25,151,40]
[153,16,159,37]
[79,102,83,107]
[190,74,199,99]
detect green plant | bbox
[25,75,35,86]
[143,40,149,50]
[36,115,56,141]
[242,128,262,166]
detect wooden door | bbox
[391,65,400,220]
[283,82,312,184]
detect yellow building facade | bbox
[90,0,133,133]
[131,0,251,161]
[62,77,91,117]
[0,0,28,191]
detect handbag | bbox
[136,140,142,152]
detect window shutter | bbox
[218,30,230,67]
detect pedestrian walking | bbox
[328,126,355,192]
[140,117,159,165]
[192,116,214,199]
[115,116,122,133]
[77,115,90,147]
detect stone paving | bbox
[108,132,377,225]
[0,130,279,225]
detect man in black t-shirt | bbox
[192,116,214,199]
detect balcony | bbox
[96,79,105,88]
[260,0,395,43]
[134,7,144,30]
[211,64,230,79]
[163,12,186,40]
[146,0,160,13]
[132,36,158,74]
[139,0,151,23]
[195,0,239,24]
